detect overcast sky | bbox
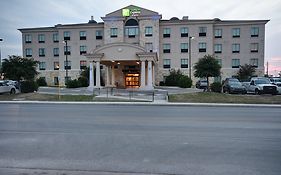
[0,0,280,75]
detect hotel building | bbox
[19,5,269,89]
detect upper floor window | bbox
[145,42,153,52]
[39,48,45,57]
[163,43,171,53]
[232,28,240,38]
[64,60,71,70]
[54,61,59,70]
[38,34,45,43]
[39,62,46,70]
[96,30,103,40]
[250,43,259,53]
[217,59,222,66]
[25,34,32,43]
[181,59,188,68]
[64,46,71,55]
[145,26,153,37]
[180,43,188,53]
[110,28,118,38]
[25,48,32,57]
[53,33,59,43]
[80,60,87,70]
[80,31,87,40]
[163,59,171,69]
[232,59,240,68]
[163,28,171,38]
[250,58,258,68]
[199,42,207,52]
[214,44,222,53]
[214,29,222,38]
[125,27,139,38]
[232,44,240,53]
[53,48,59,57]
[199,27,207,37]
[64,31,70,40]
[80,45,87,55]
[251,27,259,37]
[181,27,188,37]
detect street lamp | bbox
[0,38,3,69]
[189,36,195,78]
[63,40,69,84]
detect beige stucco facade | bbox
[19,5,269,88]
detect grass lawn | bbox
[169,92,281,104]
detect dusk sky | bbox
[0,0,280,75]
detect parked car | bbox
[196,79,207,89]
[269,77,281,94]
[222,78,247,94]
[4,80,20,90]
[244,77,278,95]
[0,80,17,94]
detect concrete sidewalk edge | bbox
[1,101,281,108]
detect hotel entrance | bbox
[125,73,139,88]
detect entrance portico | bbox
[85,43,157,91]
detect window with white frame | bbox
[232,59,240,68]
[38,34,45,43]
[163,59,171,68]
[25,34,32,43]
[63,31,70,40]
[80,31,87,40]
[250,43,259,52]
[145,26,153,37]
[54,61,59,70]
[64,46,71,55]
[181,43,188,53]
[181,59,188,68]
[199,27,207,37]
[232,28,240,38]
[163,43,171,53]
[39,62,46,70]
[39,48,45,57]
[214,44,222,53]
[53,33,59,42]
[251,27,259,37]
[125,27,139,38]
[250,58,258,68]
[25,48,32,57]
[53,48,59,57]
[110,28,118,38]
[199,42,207,52]
[80,60,87,69]
[214,29,222,38]
[80,45,87,55]
[96,30,103,39]
[232,44,240,53]
[181,27,188,37]
[163,28,171,38]
[64,60,71,70]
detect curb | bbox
[1,101,281,108]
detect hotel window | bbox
[54,61,59,70]
[181,43,188,53]
[64,60,71,70]
[125,27,139,38]
[39,62,46,70]
[214,29,222,38]
[25,34,32,43]
[181,59,188,68]
[96,30,103,40]
[232,44,240,53]
[53,33,59,43]
[163,59,171,69]
[80,45,87,55]
[250,58,258,68]
[80,31,87,40]
[64,46,71,55]
[53,48,59,57]
[199,42,206,52]
[25,48,32,57]
[181,27,188,37]
[251,27,259,37]
[145,42,153,52]
[217,59,222,66]
[232,59,240,68]
[199,27,207,37]
[38,34,45,43]
[54,77,59,85]
[232,28,240,38]
[163,43,171,53]
[80,60,87,70]
[145,26,153,37]
[110,28,118,38]
[163,28,171,38]
[214,44,222,53]
[64,31,70,40]
[250,43,259,52]
[39,48,45,57]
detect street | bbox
[0,104,280,175]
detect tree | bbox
[236,64,256,81]
[1,55,38,81]
[194,55,221,91]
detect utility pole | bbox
[266,61,269,76]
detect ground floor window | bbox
[54,77,59,85]
[163,59,171,69]
[181,59,188,68]
[232,59,240,68]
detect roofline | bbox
[160,19,270,25]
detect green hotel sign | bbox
[122,8,141,17]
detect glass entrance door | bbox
[125,73,139,88]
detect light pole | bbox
[188,36,195,78]
[63,40,68,84]
[0,38,3,69]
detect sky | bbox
[0,0,281,76]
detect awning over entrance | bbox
[85,42,157,90]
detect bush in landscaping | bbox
[165,69,192,88]
[20,80,39,93]
[36,77,47,86]
[179,76,192,88]
[66,79,80,88]
[210,82,222,93]
[78,77,88,87]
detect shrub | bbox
[165,69,192,88]
[78,77,88,87]
[36,77,47,86]
[20,80,39,93]
[66,79,80,88]
[179,76,192,88]
[210,82,222,93]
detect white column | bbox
[140,61,146,88]
[111,66,115,86]
[87,62,94,91]
[147,60,153,89]
[95,61,101,88]
[106,66,110,86]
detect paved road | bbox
[0,104,280,175]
